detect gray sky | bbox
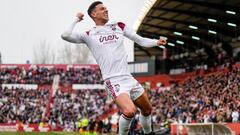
[0,0,147,64]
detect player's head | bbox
[87,1,109,24]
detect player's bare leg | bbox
[134,90,153,135]
[115,93,137,135]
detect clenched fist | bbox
[157,36,167,46]
[76,13,84,22]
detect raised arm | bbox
[61,13,86,44]
[119,22,167,47]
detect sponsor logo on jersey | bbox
[99,35,119,42]
[99,34,119,45]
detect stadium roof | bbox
[135,0,240,62]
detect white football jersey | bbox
[62,20,158,80]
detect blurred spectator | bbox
[232,109,239,123]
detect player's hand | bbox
[76,12,84,22]
[157,36,167,46]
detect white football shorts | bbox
[104,75,145,101]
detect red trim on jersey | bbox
[86,31,90,36]
[117,22,125,31]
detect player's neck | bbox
[95,22,105,26]
[95,20,107,26]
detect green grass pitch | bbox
[0,132,81,135]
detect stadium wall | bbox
[0,123,52,132]
[171,123,240,135]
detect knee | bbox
[141,105,152,116]
[122,107,137,118]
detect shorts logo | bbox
[114,84,120,92]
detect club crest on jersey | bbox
[111,24,116,31]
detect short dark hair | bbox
[87,1,103,17]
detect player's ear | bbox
[91,10,97,18]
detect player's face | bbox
[92,4,109,23]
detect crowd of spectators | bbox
[150,68,240,125]
[1,65,240,133]
[0,87,49,124]
[0,67,103,85]
[49,89,109,130]
[0,85,115,133]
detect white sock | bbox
[139,113,152,134]
[119,114,133,135]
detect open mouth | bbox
[105,14,108,18]
[105,12,108,17]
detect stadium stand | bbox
[0,65,103,85]
[0,64,112,133]
[0,64,240,134]
[0,87,49,124]
[149,68,240,124]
